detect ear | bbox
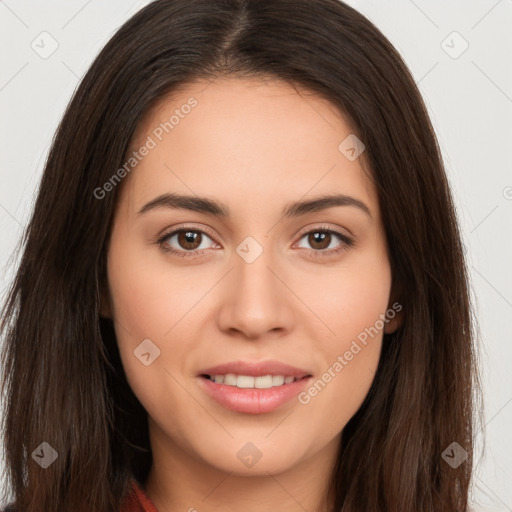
[384,280,404,334]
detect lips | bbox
[197,360,313,414]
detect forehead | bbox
[119,77,379,220]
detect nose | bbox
[216,245,295,340]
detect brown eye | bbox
[307,231,332,250]
[158,228,217,256]
[176,230,202,250]
[295,227,354,258]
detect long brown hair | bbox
[0,1,481,510]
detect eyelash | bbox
[155,224,354,259]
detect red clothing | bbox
[121,478,159,512]
[1,478,158,512]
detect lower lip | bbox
[198,375,312,414]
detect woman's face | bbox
[105,77,398,477]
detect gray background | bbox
[0,0,511,509]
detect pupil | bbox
[310,231,329,249]
[180,231,200,249]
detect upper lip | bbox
[199,360,312,379]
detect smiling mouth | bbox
[200,373,311,389]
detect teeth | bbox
[224,373,237,386]
[272,375,285,386]
[237,375,254,388]
[208,373,300,389]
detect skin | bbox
[103,76,403,512]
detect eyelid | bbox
[156,223,219,243]
[294,223,352,242]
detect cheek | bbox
[106,242,223,453]
[106,237,211,413]
[293,250,391,430]
[295,244,392,346]
[106,235,204,339]
[106,238,170,381]
[296,297,387,444]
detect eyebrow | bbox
[137,192,372,219]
